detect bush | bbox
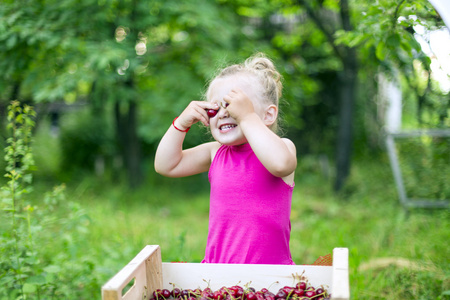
[0,101,99,299]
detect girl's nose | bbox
[217,106,229,118]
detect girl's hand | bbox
[223,88,255,123]
[176,101,219,130]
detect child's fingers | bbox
[193,105,211,126]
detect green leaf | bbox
[26,275,46,285]
[44,265,61,273]
[22,283,37,293]
[375,42,386,61]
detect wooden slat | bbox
[162,263,333,293]
[102,245,162,300]
[331,248,349,300]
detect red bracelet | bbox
[172,117,190,132]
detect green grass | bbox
[36,153,447,300]
[2,123,449,299]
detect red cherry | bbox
[172,288,181,298]
[255,292,265,300]
[207,109,218,118]
[275,290,287,299]
[181,290,191,298]
[304,290,316,298]
[213,291,224,300]
[293,289,304,297]
[153,289,162,300]
[282,287,294,298]
[162,289,171,298]
[246,292,257,300]
[296,282,307,290]
[202,290,214,298]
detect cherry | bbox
[228,289,237,297]
[246,292,257,300]
[181,289,191,298]
[153,289,163,300]
[296,282,307,290]
[207,109,218,118]
[193,289,202,296]
[236,289,245,299]
[281,287,294,299]
[213,291,224,300]
[172,288,181,298]
[275,290,287,299]
[255,292,265,300]
[264,291,275,298]
[158,280,329,300]
[304,290,316,298]
[293,289,304,297]
[202,289,213,298]
[162,289,172,298]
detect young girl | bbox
[154,53,297,265]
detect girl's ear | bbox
[263,105,278,126]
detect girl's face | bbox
[207,75,265,146]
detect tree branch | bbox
[295,0,344,61]
[392,0,406,29]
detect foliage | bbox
[334,0,449,128]
[0,102,96,299]
[1,102,449,299]
[58,108,115,176]
[395,135,450,200]
[1,0,448,189]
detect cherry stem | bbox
[267,281,280,291]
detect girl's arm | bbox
[240,114,297,178]
[154,101,220,178]
[224,89,297,179]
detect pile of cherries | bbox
[152,281,330,300]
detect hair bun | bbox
[244,53,282,100]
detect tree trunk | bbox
[114,86,142,189]
[334,54,357,191]
[333,0,358,191]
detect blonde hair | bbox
[207,53,284,132]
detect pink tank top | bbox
[202,143,295,265]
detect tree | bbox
[1,0,445,191]
[265,0,445,191]
[0,0,246,188]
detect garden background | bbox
[0,0,449,299]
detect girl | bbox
[154,53,297,264]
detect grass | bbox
[38,152,448,300]
[2,122,449,299]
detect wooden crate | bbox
[102,245,349,300]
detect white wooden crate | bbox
[102,245,349,300]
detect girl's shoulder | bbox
[281,137,296,152]
[199,141,222,163]
[209,141,222,160]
